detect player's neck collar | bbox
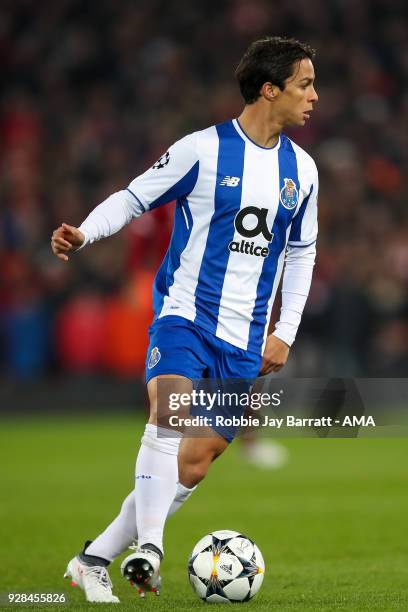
[232,118,281,151]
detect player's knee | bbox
[179,447,216,486]
[179,459,209,487]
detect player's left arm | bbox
[260,165,318,374]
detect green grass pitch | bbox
[1,414,407,611]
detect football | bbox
[188,529,265,603]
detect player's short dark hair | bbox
[235,36,316,104]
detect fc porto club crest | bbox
[280,178,299,210]
[148,346,161,369]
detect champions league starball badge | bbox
[153,151,170,169]
[280,178,299,210]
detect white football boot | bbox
[64,556,119,603]
[120,545,162,598]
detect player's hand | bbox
[51,223,85,262]
[260,334,290,375]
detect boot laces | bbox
[85,566,112,591]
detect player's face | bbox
[276,58,318,127]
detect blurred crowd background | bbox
[1,0,407,386]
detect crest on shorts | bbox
[148,346,161,369]
[280,178,299,210]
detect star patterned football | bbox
[188,529,265,603]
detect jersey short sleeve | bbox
[127,132,200,212]
[288,163,318,247]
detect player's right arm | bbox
[51,223,86,261]
[50,132,199,261]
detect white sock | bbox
[85,481,196,562]
[135,424,181,554]
[85,491,135,562]
[168,481,196,516]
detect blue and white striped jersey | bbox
[126,119,318,355]
[80,118,318,355]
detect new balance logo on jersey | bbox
[220,176,240,187]
[228,206,273,258]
